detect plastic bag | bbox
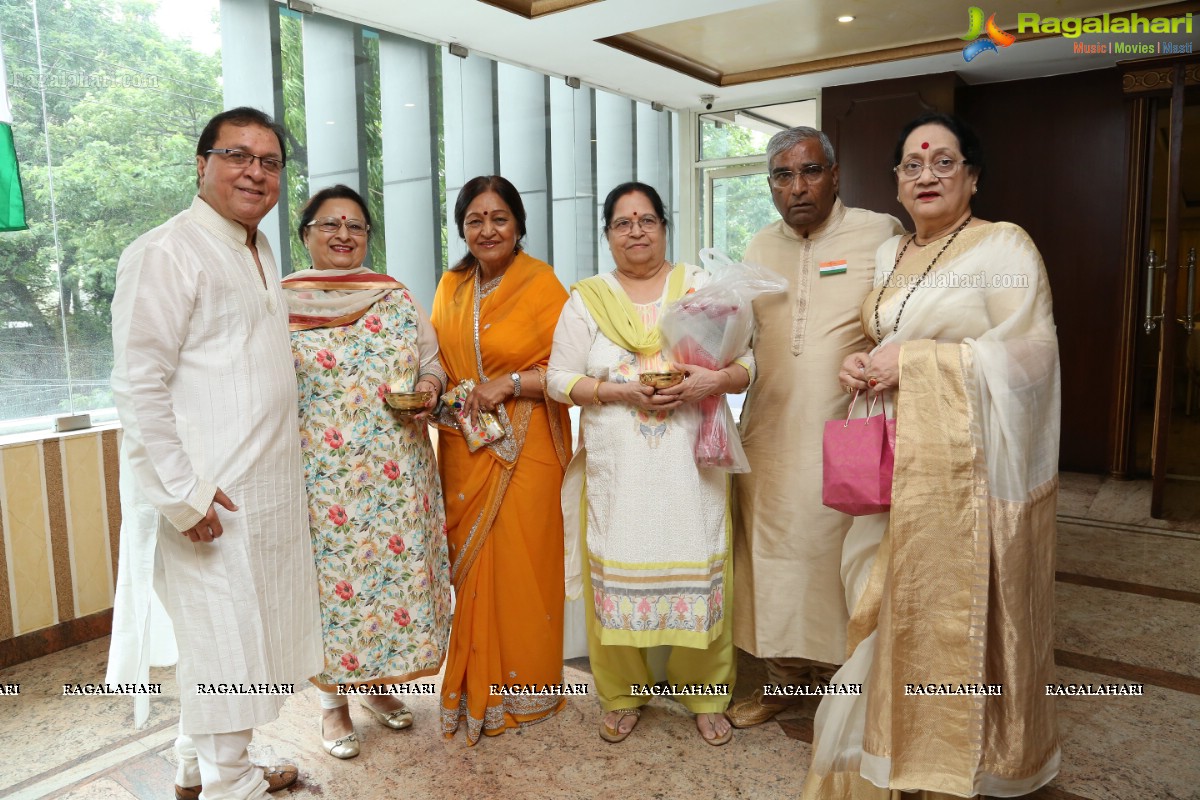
[659,249,788,472]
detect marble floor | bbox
[0,473,1196,800]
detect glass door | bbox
[1136,70,1200,518]
[704,165,777,262]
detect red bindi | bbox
[341,215,346,220]
[921,142,929,149]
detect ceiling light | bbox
[403,103,415,108]
[838,15,854,22]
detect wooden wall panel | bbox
[821,72,959,228]
[958,69,1129,472]
[0,428,121,662]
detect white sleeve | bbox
[546,291,593,405]
[412,297,447,389]
[110,240,215,532]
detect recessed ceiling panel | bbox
[478,0,603,19]
[601,0,1189,85]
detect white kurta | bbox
[106,196,323,734]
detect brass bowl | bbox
[384,391,433,413]
[639,371,684,390]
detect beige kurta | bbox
[733,199,903,663]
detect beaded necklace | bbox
[873,216,971,341]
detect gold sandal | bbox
[599,707,642,743]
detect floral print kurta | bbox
[292,289,452,686]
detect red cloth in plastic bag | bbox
[659,249,788,472]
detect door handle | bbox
[1144,248,1164,334]
[1179,247,1196,335]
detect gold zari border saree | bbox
[804,223,1061,799]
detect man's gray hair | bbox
[766,127,836,168]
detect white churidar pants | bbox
[174,728,267,800]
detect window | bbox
[0,0,222,433]
[0,1,676,432]
[698,100,817,262]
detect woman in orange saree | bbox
[431,176,572,744]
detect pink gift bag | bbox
[822,392,896,516]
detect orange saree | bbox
[431,252,572,744]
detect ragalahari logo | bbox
[961,7,1016,61]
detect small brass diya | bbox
[639,371,684,390]
[384,390,433,413]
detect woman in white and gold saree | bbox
[806,113,1061,799]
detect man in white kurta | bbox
[106,108,322,800]
[728,128,903,728]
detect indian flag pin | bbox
[819,260,847,277]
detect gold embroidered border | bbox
[440,691,564,744]
[449,466,514,593]
[537,365,571,470]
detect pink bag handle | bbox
[843,390,891,428]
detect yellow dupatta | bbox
[571,264,688,355]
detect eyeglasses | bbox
[609,215,661,235]
[894,156,967,181]
[307,217,370,236]
[206,148,285,175]
[769,164,829,189]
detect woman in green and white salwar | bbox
[547,182,752,746]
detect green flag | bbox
[0,41,28,232]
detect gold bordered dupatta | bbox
[282,267,405,330]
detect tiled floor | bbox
[1,473,1196,800]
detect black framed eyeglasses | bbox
[609,215,661,235]
[206,148,285,175]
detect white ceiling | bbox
[305,0,1194,112]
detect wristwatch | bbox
[510,372,522,398]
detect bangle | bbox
[592,379,604,406]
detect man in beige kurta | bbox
[729,127,903,727]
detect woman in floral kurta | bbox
[284,185,451,760]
